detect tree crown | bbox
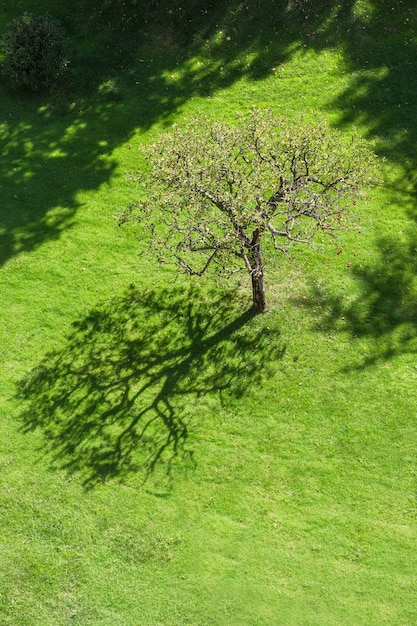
[121,108,378,305]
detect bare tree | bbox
[120,108,377,312]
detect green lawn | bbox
[1,1,417,624]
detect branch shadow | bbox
[16,284,286,488]
[323,1,417,172]
[296,230,417,369]
[278,1,417,369]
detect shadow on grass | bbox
[16,284,285,487]
[297,230,417,368]
[270,1,417,369]
[324,2,417,160]
[0,103,117,265]
[0,0,294,267]
[2,1,417,268]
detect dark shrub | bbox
[1,13,69,92]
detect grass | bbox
[1,1,417,624]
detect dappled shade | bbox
[0,112,116,266]
[299,231,417,368]
[1,0,417,266]
[16,285,285,487]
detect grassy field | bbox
[1,1,417,624]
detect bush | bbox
[1,13,69,92]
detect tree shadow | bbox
[0,0,288,267]
[297,229,417,369]
[0,0,360,267]
[279,1,417,368]
[16,284,286,488]
[2,0,416,269]
[323,1,417,171]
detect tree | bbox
[1,13,69,92]
[121,108,377,312]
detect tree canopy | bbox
[121,108,378,311]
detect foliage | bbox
[122,108,377,311]
[1,12,69,92]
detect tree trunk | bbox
[250,229,267,313]
[251,272,266,312]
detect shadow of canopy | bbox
[324,2,417,178]
[1,0,416,265]
[297,229,417,369]
[292,1,417,369]
[16,285,286,488]
[1,0,296,267]
[0,104,117,266]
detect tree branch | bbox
[174,249,218,276]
